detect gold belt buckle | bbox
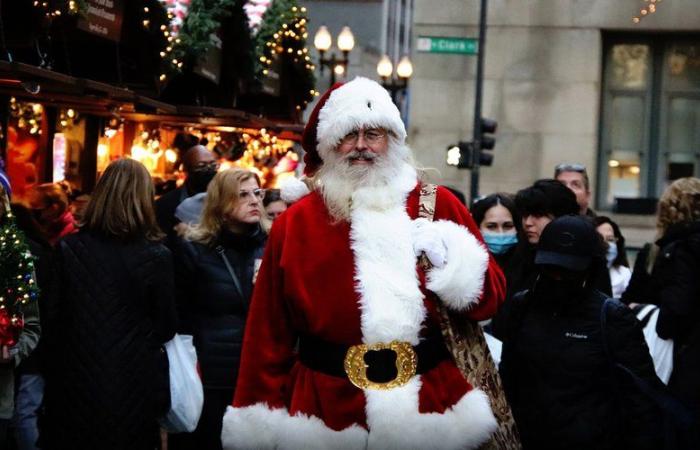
[344,340,417,390]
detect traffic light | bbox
[478,118,497,167]
[446,142,474,169]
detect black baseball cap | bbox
[535,215,598,271]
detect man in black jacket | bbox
[500,215,661,450]
[155,144,218,236]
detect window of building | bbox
[598,33,700,210]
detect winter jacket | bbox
[43,231,177,450]
[651,221,700,416]
[172,226,266,390]
[500,287,661,450]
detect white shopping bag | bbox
[159,334,204,433]
[636,305,674,385]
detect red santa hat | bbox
[301,77,407,176]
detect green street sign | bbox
[416,36,478,55]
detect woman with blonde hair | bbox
[170,168,267,450]
[645,177,700,447]
[43,158,177,450]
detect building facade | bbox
[409,0,700,245]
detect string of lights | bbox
[32,0,86,19]
[632,0,663,24]
[257,5,319,110]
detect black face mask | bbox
[187,169,217,194]
[534,272,588,304]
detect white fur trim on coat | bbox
[365,380,497,450]
[279,177,310,204]
[221,404,368,450]
[425,220,489,311]
[316,77,407,161]
[349,164,423,345]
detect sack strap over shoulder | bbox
[418,183,438,270]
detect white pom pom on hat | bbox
[279,177,311,204]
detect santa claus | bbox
[222,77,506,449]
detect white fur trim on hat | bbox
[316,77,407,161]
[279,177,311,204]
[425,220,489,311]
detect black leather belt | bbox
[298,333,450,384]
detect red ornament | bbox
[0,308,23,347]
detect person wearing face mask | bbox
[595,216,631,299]
[155,143,219,238]
[500,215,661,450]
[472,193,520,270]
[169,169,268,450]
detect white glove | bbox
[411,218,447,268]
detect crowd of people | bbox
[0,76,697,450]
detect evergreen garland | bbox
[255,0,316,111]
[0,209,39,347]
[171,0,239,68]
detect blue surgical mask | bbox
[483,232,518,255]
[606,243,618,268]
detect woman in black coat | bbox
[649,177,700,447]
[170,168,267,450]
[43,159,177,450]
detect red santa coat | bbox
[223,170,506,450]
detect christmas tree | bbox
[0,206,39,347]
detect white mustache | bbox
[345,150,378,162]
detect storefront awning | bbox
[0,61,304,140]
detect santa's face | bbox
[336,128,389,166]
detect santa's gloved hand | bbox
[411,218,447,268]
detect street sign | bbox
[416,36,478,55]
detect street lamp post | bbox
[377,55,413,103]
[314,25,355,85]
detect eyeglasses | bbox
[603,236,619,244]
[554,163,587,174]
[340,128,388,146]
[192,161,220,171]
[239,188,266,201]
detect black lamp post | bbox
[314,25,355,85]
[377,55,413,103]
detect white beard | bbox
[316,142,418,221]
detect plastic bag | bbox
[636,305,674,384]
[159,334,204,433]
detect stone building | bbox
[302,0,700,246]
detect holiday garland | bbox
[0,209,39,347]
[255,0,316,110]
[156,0,239,81]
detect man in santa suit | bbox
[222,77,506,449]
